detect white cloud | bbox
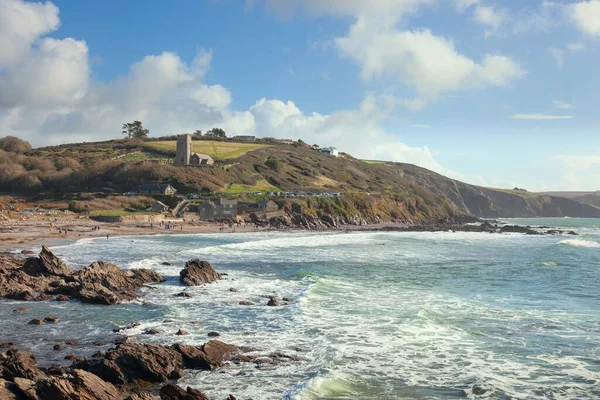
[566,41,585,51]
[474,5,510,35]
[552,155,600,190]
[335,22,524,107]
[570,0,600,36]
[553,100,574,109]
[256,0,433,23]
[0,0,60,67]
[456,0,481,12]
[548,47,565,68]
[510,113,573,120]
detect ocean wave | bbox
[558,239,600,248]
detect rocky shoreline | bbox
[0,247,298,399]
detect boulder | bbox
[0,379,20,400]
[23,246,73,277]
[239,301,253,306]
[35,369,124,400]
[159,383,209,400]
[27,319,44,326]
[144,329,161,335]
[175,292,192,298]
[65,340,78,346]
[267,296,280,306]
[13,377,38,400]
[86,343,184,384]
[55,295,70,302]
[173,341,240,371]
[21,250,34,255]
[207,332,220,338]
[44,316,60,324]
[176,330,189,336]
[179,260,220,286]
[53,344,66,351]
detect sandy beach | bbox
[0,214,407,253]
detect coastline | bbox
[0,215,410,253]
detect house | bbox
[276,139,296,145]
[190,153,214,166]
[135,183,177,196]
[320,146,339,157]
[233,135,256,142]
[198,198,238,220]
[150,201,170,213]
[257,199,279,213]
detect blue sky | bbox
[0,0,599,190]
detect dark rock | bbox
[23,246,73,277]
[13,307,28,313]
[175,292,192,298]
[1,349,46,381]
[179,260,221,286]
[229,288,238,292]
[176,329,189,336]
[282,297,293,302]
[64,355,82,361]
[239,301,253,306]
[20,250,34,255]
[55,294,70,301]
[114,321,141,332]
[92,351,103,358]
[28,319,44,326]
[0,342,13,348]
[207,331,220,338]
[173,340,241,371]
[114,336,129,345]
[169,368,185,379]
[0,378,23,400]
[87,343,184,384]
[144,329,161,335]
[42,364,67,376]
[226,396,237,400]
[92,341,106,346]
[499,225,540,235]
[267,296,280,306]
[159,383,209,400]
[568,231,578,235]
[44,316,60,324]
[161,262,172,266]
[65,340,78,346]
[53,344,66,351]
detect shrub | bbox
[0,136,32,153]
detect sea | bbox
[1,217,599,399]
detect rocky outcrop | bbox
[0,247,164,305]
[179,260,221,286]
[159,383,209,400]
[23,246,72,277]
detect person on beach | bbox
[106,234,109,239]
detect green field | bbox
[146,140,269,160]
[224,179,282,194]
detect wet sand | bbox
[0,214,407,252]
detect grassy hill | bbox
[1,136,599,220]
[145,140,270,159]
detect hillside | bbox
[1,137,599,220]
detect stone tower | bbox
[175,134,193,166]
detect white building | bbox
[320,146,339,157]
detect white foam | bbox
[558,239,600,248]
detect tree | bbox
[122,121,149,139]
[206,127,226,138]
[0,136,32,153]
[194,130,202,136]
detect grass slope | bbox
[146,140,269,160]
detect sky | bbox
[0,0,599,191]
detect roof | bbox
[136,183,176,192]
[200,198,238,207]
[154,201,169,207]
[192,152,213,160]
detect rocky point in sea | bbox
[0,246,164,305]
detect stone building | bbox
[136,183,177,196]
[258,199,279,212]
[175,134,215,166]
[198,199,238,220]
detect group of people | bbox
[152,221,183,231]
